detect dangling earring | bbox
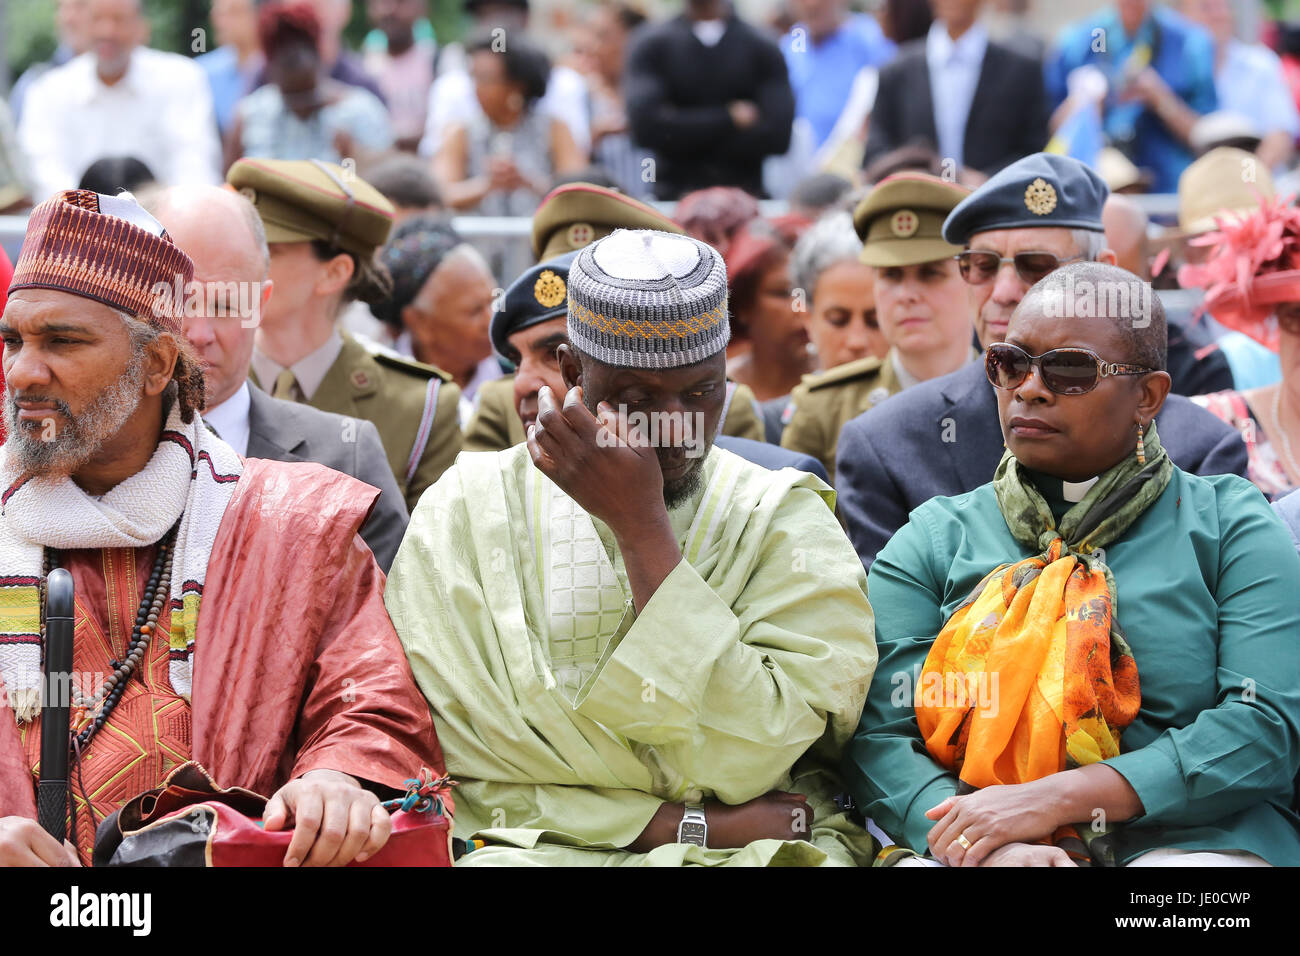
[1135,419,1146,465]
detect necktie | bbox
[272,368,299,402]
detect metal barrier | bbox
[0,195,1184,267]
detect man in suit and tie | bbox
[862,0,1048,179]
[836,153,1249,571]
[148,184,410,571]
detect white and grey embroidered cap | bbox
[566,229,729,369]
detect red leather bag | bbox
[92,762,453,867]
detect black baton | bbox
[38,567,74,841]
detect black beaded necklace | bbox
[40,522,180,750]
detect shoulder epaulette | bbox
[803,356,884,392]
[358,338,453,382]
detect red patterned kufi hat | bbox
[8,190,195,334]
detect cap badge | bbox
[890,210,919,238]
[1024,178,1058,216]
[534,269,567,309]
[566,222,594,248]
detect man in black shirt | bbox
[626,0,794,200]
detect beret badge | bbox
[534,269,567,308]
[1024,178,1058,216]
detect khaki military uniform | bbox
[228,157,464,511]
[531,182,684,261]
[781,353,902,483]
[780,172,971,484]
[253,333,461,512]
[464,375,765,452]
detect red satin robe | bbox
[0,457,444,862]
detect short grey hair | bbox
[790,211,864,305]
[1071,228,1107,261]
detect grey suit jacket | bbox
[244,384,410,572]
[836,361,1251,571]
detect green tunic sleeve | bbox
[843,506,960,852]
[1104,480,1300,828]
[571,485,877,806]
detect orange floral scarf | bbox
[915,425,1172,861]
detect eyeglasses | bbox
[985,342,1154,395]
[956,250,1083,286]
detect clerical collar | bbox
[1061,477,1099,502]
[1023,468,1098,521]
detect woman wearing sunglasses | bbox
[846,260,1300,867]
[782,172,972,481]
[1182,196,1300,500]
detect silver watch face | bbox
[679,821,707,846]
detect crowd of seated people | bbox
[2,0,1300,869]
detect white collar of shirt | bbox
[890,349,920,391]
[891,346,979,390]
[926,19,988,68]
[251,330,343,402]
[70,47,147,104]
[692,19,728,47]
[1062,476,1099,503]
[202,381,252,457]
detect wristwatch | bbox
[677,803,707,847]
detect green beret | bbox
[853,173,970,267]
[530,182,683,261]
[226,158,395,257]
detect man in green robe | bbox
[386,229,878,866]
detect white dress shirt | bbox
[926,20,989,171]
[18,47,221,201]
[202,381,252,457]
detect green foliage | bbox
[6,0,59,79]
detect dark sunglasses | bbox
[956,250,1083,286]
[985,342,1154,395]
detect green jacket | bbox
[781,355,901,484]
[252,333,461,512]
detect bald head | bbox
[146,186,274,408]
[148,185,270,279]
[1103,194,1150,280]
[1020,260,1166,371]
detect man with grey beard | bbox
[0,188,442,867]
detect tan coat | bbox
[252,333,462,512]
[780,354,902,484]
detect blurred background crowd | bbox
[0,0,1298,501]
